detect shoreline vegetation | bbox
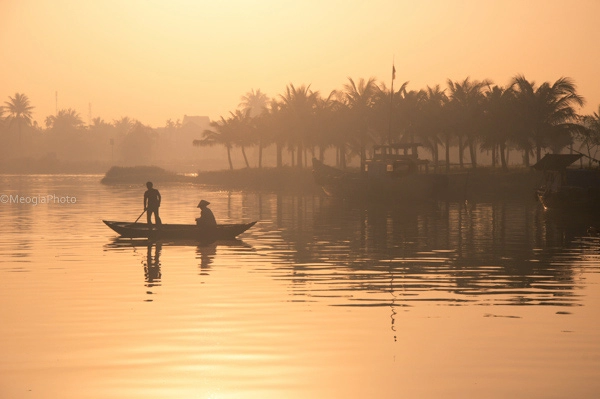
[0,74,598,211]
[2,75,600,185]
[98,164,542,200]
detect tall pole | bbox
[388,60,395,145]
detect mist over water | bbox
[1,175,599,399]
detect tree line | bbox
[2,74,600,171]
[0,94,158,166]
[196,75,600,171]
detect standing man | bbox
[144,181,162,225]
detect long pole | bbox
[388,60,395,145]
[134,210,146,223]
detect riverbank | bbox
[98,165,321,194]
[98,165,542,200]
[194,167,322,194]
[446,168,542,201]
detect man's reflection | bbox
[144,243,162,287]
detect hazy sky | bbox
[2,0,599,127]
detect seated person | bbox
[195,200,217,229]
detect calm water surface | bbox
[1,175,599,399]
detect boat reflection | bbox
[105,238,252,288]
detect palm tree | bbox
[193,116,236,170]
[577,105,600,166]
[342,77,378,172]
[279,84,319,168]
[239,89,269,167]
[313,90,341,162]
[43,108,87,161]
[239,89,269,118]
[4,92,34,147]
[481,85,516,170]
[113,117,135,135]
[447,77,491,169]
[329,95,354,168]
[511,75,585,165]
[90,117,111,130]
[416,86,448,171]
[228,109,253,168]
[264,99,286,168]
[44,108,84,131]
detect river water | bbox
[0,174,599,399]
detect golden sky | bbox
[2,0,599,127]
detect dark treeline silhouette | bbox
[196,75,600,171]
[3,74,600,173]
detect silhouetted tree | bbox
[265,99,287,168]
[239,88,269,118]
[447,77,491,169]
[228,109,253,168]
[577,105,600,166]
[342,77,378,172]
[194,116,236,170]
[417,86,448,171]
[313,90,341,162]
[44,108,84,131]
[239,89,269,167]
[4,92,34,149]
[481,85,516,170]
[113,116,135,136]
[44,108,96,161]
[90,117,111,130]
[279,84,319,168]
[511,75,585,165]
[120,122,157,165]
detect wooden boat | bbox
[103,220,257,240]
[312,143,447,200]
[532,153,600,211]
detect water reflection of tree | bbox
[265,194,595,308]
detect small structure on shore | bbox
[533,153,600,210]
